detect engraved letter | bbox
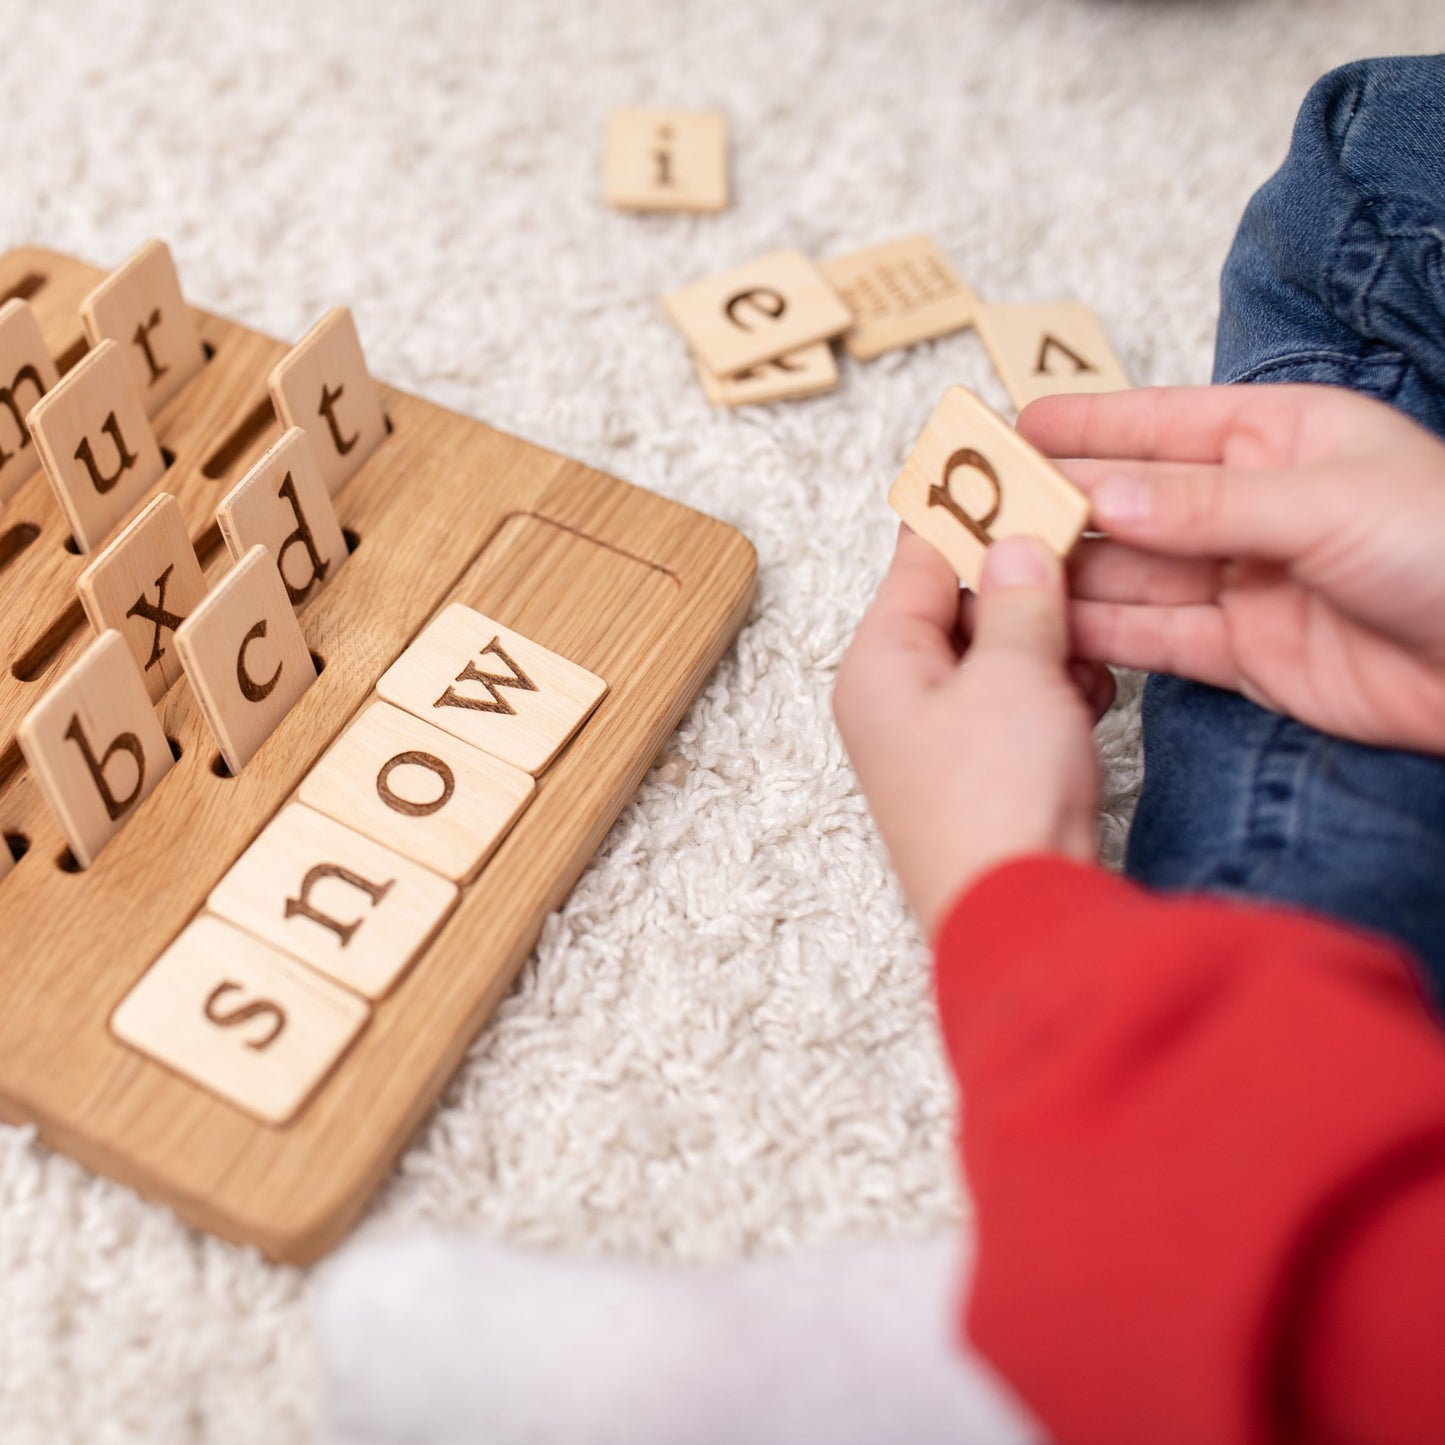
[63,713,145,822]
[274,470,330,605]
[125,563,185,673]
[237,620,282,702]
[203,981,286,1051]
[927,448,1003,547]
[132,308,169,386]
[1034,333,1096,377]
[376,750,455,817]
[0,362,46,467]
[73,412,139,495]
[434,639,538,717]
[284,862,394,947]
[317,382,358,457]
[723,287,786,331]
[653,124,674,188]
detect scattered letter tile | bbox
[298,702,534,883]
[0,297,60,502]
[209,803,458,1000]
[174,545,317,775]
[80,239,207,416]
[27,338,167,553]
[606,109,729,213]
[17,630,175,868]
[663,249,852,378]
[111,913,369,1125]
[268,307,388,497]
[975,301,1131,410]
[696,341,838,407]
[377,604,606,776]
[888,386,1089,591]
[77,492,208,702]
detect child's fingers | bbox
[1068,536,1222,606]
[1067,598,1238,690]
[970,537,1069,665]
[1067,659,1117,720]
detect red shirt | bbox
[935,858,1445,1445]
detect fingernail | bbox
[983,536,1051,588]
[1094,473,1151,525]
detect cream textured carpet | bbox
[0,2,1436,1439]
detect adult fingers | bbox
[969,537,1069,664]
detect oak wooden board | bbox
[0,246,757,1262]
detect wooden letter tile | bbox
[111,914,369,1125]
[26,337,166,553]
[696,341,838,407]
[216,427,347,609]
[268,307,387,497]
[173,545,317,775]
[298,702,534,882]
[0,837,13,886]
[975,301,1131,411]
[80,239,207,416]
[377,604,607,775]
[0,297,60,502]
[209,803,458,1000]
[606,109,729,213]
[889,387,1089,591]
[17,630,174,868]
[77,492,207,702]
[663,249,852,378]
[819,235,978,361]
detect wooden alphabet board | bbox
[0,246,756,1262]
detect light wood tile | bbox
[268,307,387,497]
[696,342,838,407]
[16,629,174,868]
[80,239,207,416]
[216,427,347,608]
[606,109,729,212]
[26,337,166,553]
[0,297,60,502]
[76,492,208,702]
[209,804,457,1001]
[111,913,370,1125]
[888,386,1089,591]
[819,235,978,361]
[663,248,852,378]
[298,702,534,882]
[975,300,1131,410]
[0,836,15,885]
[377,604,607,775]
[173,545,317,775]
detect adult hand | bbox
[833,529,1107,940]
[1019,384,1445,754]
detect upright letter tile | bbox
[268,308,387,497]
[80,239,207,416]
[663,249,852,378]
[209,803,458,1000]
[606,109,729,213]
[696,342,838,407]
[975,301,1131,410]
[298,702,534,883]
[77,492,208,702]
[17,630,175,868]
[174,546,317,775]
[216,427,347,609]
[0,297,60,502]
[26,338,166,553]
[111,914,369,1125]
[377,605,607,776]
[819,235,978,361]
[888,387,1088,591]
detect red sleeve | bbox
[934,857,1445,1445]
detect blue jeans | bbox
[1125,55,1445,1003]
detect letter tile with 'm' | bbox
[216,426,347,609]
[298,701,534,883]
[76,491,208,703]
[208,803,458,1000]
[0,297,60,503]
[174,545,317,775]
[111,913,369,1125]
[80,239,207,417]
[16,629,175,868]
[26,337,167,553]
[268,307,387,498]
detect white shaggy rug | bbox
[0,2,1436,1440]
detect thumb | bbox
[971,537,1069,663]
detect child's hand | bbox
[1020,384,1445,754]
[833,529,1105,940]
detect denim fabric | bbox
[1126,56,1445,1002]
